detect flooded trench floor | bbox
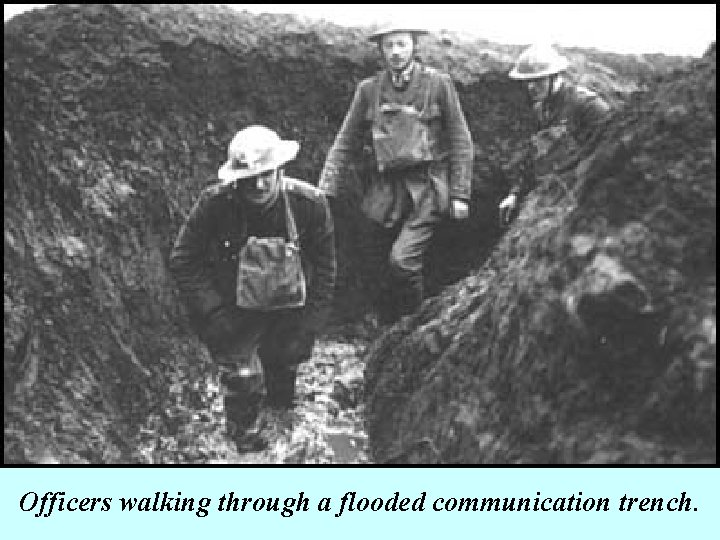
[132,321,376,464]
[226,335,370,464]
[182,329,373,465]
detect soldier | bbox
[319,24,474,324]
[170,125,336,451]
[499,43,613,224]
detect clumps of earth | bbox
[365,45,716,464]
[4,4,714,464]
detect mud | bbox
[365,46,716,464]
[4,4,710,464]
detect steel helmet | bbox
[218,126,299,184]
[509,43,570,80]
[368,23,429,43]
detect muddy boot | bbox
[394,274,424,319]
[222,372,268,452]
[262,361,304,436]
[380,275,422,324]
[236,411,272,452]
[371,279,402,325]
[265,366,298,413]
[377,291,400,325]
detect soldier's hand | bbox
[498,193,518,227]
[451,199,469,220]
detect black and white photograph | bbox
[4,3,716,465]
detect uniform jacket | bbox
[319,63,474,209]
[169,177,336,334]
[511,82,613,195]
[538,83,611,144]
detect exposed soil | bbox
[4,4,713,464]
[131,329,371,465]
[365,46,716,464]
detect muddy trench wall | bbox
[4,4,695,463]
[365,48,716,464]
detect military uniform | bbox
[511,82,612,195]
[320,62,473,321]
[169,177,336,434]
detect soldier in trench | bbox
[319,24,474,324]
[498,43,614,224]
[169,125,336,452]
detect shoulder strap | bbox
[281,179,299,245]
[371,70,385,122]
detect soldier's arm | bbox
[438,73,474,203]
[585,91,612,121]
[508,139,535,197]
[573,87,613,144]
[169,189,224,321]
[303,191,337,332]
[318,80,371,199]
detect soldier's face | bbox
[526,77,551,103]
[239,168,280,206]
[380,32,415,72]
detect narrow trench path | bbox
[179,322,377,465]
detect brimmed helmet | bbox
[509,43,569,80]
[368,23,429,43]
[218,126,299,184]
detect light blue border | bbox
[1,468,717,538]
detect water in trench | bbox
[132,320,377,464]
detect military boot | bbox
[396,281,423,319]
[387,273,424,321]
[265,365,298,410]
[221,371,268,452]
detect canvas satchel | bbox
[235,184,307,310]
[370,69,438,172]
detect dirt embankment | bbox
[4,4,699,463]
[365,46,716,464]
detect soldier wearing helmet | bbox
[319,23,474,324]
[170,125,336,451]
[499,43,613,224]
